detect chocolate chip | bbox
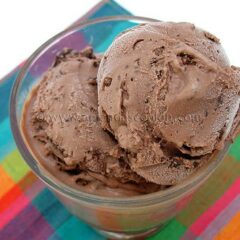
[150,57,159,66]
[133,39,144,50]
[76,178,90,186]
[53,48,73,66]
[218,95,223,105]
[155,70,163,80]
[102,77,112,90]
[88,77,97,86]
[60,165,81,175]
[93,59,100,67]
[193,161,199,168]
[134,58,140,67]
[177,52,196,65]
[204,31,220,43]
[81,47,94,58]
[169,159,181,168]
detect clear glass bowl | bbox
[10,16,230,239]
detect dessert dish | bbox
[22,22,240,197]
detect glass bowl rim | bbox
[10,15,229,207]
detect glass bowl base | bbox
[95,225,165,239]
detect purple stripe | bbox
[199,195,240,239]
[0,204,54,240]
[30,32,87,77]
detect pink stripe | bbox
[0,194,29,229]
[200,195,240,239]
[24,179,45,200]
[18,61,26,68]
[189,177,240,236]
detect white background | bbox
[0,0,240,78]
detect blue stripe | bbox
[32,189,71,229]
[32,189,105,240]
[95,21,137,52]
[0,69,20,120]
[82,0,132,52]
[0,117,16,161]
[89,0,131,19]
[55,216,105,240]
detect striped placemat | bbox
[1,1,240,239]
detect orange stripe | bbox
[0,166,15,199]
[18,171,38,191]
[96,207,122,231]
[214,211,240,240]
[0,172,37,213]
[0,185,22,213]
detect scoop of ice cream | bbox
[23,47,160,195]
[98,22,240,185]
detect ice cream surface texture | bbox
[22,48,161,197]
[98,22,240,185]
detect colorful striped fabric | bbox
[1,1,240,239]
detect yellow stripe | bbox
[214,211,240,240]
[0,166,15,199]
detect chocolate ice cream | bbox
[22,48,161,197]
[98,22,240,185]
[22,22,240,195]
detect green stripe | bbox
[228,135,240,161]
[1,149,29,182]
[147,219,186,240]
